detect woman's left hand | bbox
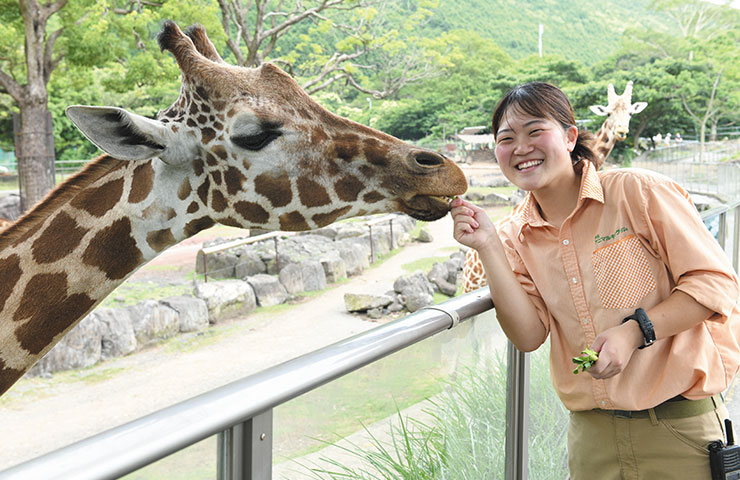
[587,321,644,379]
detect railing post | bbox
[719,211,727,250]
[734,206,740,273]
[203,252,209,283]
[505,342,529,480]
[273,237,280,272]
[389,219,394,251]
[368,224,375,262]
[218,409,273,480]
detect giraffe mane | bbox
[0,154,124,250]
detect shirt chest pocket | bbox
[591,234,656,309]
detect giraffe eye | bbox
[231,131,282,151]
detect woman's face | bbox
[494,108,578,195]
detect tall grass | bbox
[307,345,568,480]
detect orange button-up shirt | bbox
[496,161,740,411]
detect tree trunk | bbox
[14,103,55,211]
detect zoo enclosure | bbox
[3,143,740,479]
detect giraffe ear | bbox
[631,102,648,114]
[589,105,609,116]
[66,106,167,161]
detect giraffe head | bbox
[589,81,647,141]
[65,21,467,233]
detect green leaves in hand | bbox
[572,348,599,374]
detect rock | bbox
[394,271,435,312]
[247,273,289,307]
[278,263,304,294]
[193,279,257,322]
[321,255,347,283]
[403,291,434,312]
[160,296,209,333]
[0,193,21,221]
[234,251,267,277]
[31,314,104,375]
[393,271,435,297]
[367,308,384,319]
[428,262,458,296]
[300,260,327,291]
[195,250,237,278]
[95,308,137,359]
[483,192,510,205]
[128,300,180,347]
[344,293,394,312]
[336,241,369,276]
[416,227,433,243]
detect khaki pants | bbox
[567,401,728,480]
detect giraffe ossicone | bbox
[461,81,647,294]
[0,21,467,397]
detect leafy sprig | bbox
[572,348,599,374]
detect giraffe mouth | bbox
[401,195,452,221]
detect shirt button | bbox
[583,319,589,325]
[572,277,578,284]
[600,401,607,407]
[562,239,570,245]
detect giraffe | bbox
[0,218,11,231]
[460,81,647,293]
[0,21,467,396]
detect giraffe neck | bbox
[593,119,617,162]
[0,155,209,395]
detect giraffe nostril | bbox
[414,151,445,168]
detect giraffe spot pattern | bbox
[234,201,269,224]
[255,173,292,208]
[0,254,22,313]
[82,218,143,280]
[333,134,360,161]
[178,178,192,200]
[297,177,330,208]
[13,272,96,355]
[211,170,222,186]
[313,206,352,227]
[146,228,176,253]
[201,128,217,144]
[128,162,155,204]
[70,177,124,217]
[0,359,24,397]
[211,189,228,212]
[363,191,385,203]
[279,211,310,231]
[184,217,215,237]
[360,165,375,179]
[212,145,228,160]
[224,167,245,195]
[335,176,364,202]
[31,211,88,264]
[363,138,390,166]
[193,158,205,176]
[197,178,210,205]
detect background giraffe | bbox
[0,21,468,396]
[461,82,647,293]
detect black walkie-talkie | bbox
[710,419,740,480]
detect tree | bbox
[215,0,444,98]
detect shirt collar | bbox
[517,160,605,231]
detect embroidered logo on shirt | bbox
[595,227,629,245]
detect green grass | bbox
[306,344,569,480]
[401,256,449,274]
[98,281,193,308]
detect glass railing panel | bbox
[272,309,507,479]
[120,435,217,480]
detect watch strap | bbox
[621,307,656,349]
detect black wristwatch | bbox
[621,308,656,349]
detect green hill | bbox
[426,0,669,65]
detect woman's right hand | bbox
[450,197,496,250]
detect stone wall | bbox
[27,214,421,377]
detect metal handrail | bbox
[0,290,494,480]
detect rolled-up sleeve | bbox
[637,176,740,321]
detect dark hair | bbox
[492,82,600,171]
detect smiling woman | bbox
[450,81,740,480]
